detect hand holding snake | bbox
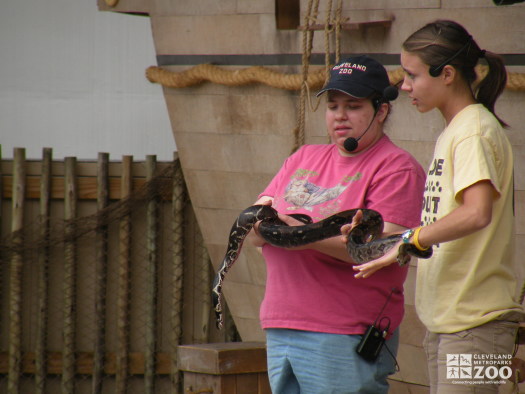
[341,210,410,279]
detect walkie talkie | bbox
[356,324,388,362]
[356,288,397,362]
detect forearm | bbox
[417,181,494,249]
[351,182,495,279]
[300,236,355,263]
[417,205,490,248]
[302,221,408,263]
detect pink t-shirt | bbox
[259,136,425,335]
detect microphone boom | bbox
[342,85,398,153]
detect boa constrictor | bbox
[212,205,432,329]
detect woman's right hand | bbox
[340,209,363,243]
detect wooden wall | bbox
[0,149,237,393]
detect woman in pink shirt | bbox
[248,55,426,393]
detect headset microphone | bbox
[343,119,375,152]
[343,86,398,152]
[383,86,399,102]
[428,38,472,77]
[343,136,359,152]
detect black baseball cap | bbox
[317,55,393,99]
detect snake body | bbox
[212,205,432,329]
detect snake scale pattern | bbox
[212,205,432,329]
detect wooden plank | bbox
[171,154,185,390]
[92,152,109,394]
[196,228,211,344]
[8,147,25,393]
[220,374,237,394]
[145,155,158,394]
[235,373,260,394]
[116,155,132,394]
[181,371,270,394]
[1,175,173,201]
[388,378,429,393]
[0,352,172,375]
[35,147,52,394]
[391,343,430,386]
[0,146,2,254]
[62,157,77,394]
[177,342,268,375]
[298,19,394,31]
[258,372,272,394]
[0,160,173,178]
[183,372,216,393]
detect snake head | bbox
[396,244,412,266]
[397,243,433,266]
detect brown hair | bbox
[402,20,507,126]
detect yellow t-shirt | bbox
[416,104,524,333]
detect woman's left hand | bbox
[276,213,305,227]
[353,240,400,278]
[274,213,311,251]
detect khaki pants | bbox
[424,320,519,394]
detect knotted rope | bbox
[146,63,325,90]
[146,64,525,91]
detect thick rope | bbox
[146,63,325,90]
[323,0,333,78]
[146,64,525,91]
[293,0,320,153]
[334,0,344,64]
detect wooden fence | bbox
[0,147,237,394]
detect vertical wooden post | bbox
[8,147,25,394]
[145,155,158,394]
[171,154,185,391]
[197,229,211,343]
[0,144,2,225]
[35,147,52,394]
[92,152,109,394]
[0,145,3,352]
[62,156,77,394]
[116,155,132,394]
[0,144,2,233]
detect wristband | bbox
[401,229,415,244]
[413,227,430,251]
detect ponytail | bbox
[475,50,508,127]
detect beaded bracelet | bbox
[413,227,430,251]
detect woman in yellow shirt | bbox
[344,20,524,393]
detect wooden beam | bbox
[1,175,173,200]
[177,342,268,375]
[0,352,172,375]
[8,148,25,393]
[298,19,394,31]
[116,155,133,393]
